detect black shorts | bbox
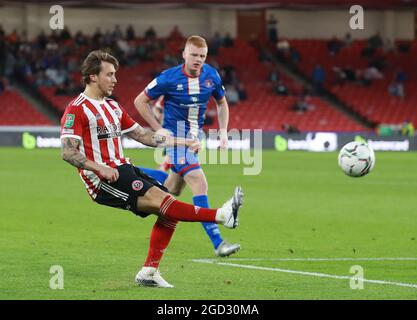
[95,164,168,218]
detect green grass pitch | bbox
[1,147,417,299]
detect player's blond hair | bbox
[81,50,119,86]
[185,35,208,48]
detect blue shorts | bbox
[165,146,201,177]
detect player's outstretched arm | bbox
[61,137,119,182]
[126,126,200,151]
[134,91,163,131]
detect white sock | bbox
[215,208,227,224]
[139,266,156,274]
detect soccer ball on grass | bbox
[338,141,375,177]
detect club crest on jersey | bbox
[64,114,75,128]
[190,96,199,103]
[204,79,214,88]
[132,180,143,191]
[114,109,121,118]
[176,84,184,91]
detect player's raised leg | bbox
[140,165,241,257]
[135,185,243,287]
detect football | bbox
[338,141,376,177]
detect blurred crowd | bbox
[0,24,247,102]
[0,24,187,95]
[267,29,410,100]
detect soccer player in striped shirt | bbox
[60,50,243,288]
[134,35,241,258]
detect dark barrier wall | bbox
[0,128,416,151]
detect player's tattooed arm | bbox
[126,126,167,147]
[61,137,119,182]
[61,137,87,169]
[126,126,200,151]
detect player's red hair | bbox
[185,35,208,48]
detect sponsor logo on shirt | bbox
[97,123,122,140]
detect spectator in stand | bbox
[237,82,248,101]
[55,78,82,96]
[290,47,301,63]
[126,25,135,41]
[275,80,289,96]
[60,27,71,41]
[258,47,273,62]
[168,25,184,41]
[112,25,123,41]
[6,29,18,44]
[208,32,223,55]
[222,65,238,86]
[74,31,88,46]
[332,66,347,85]
[312,64,325,93]
[163,53,179,67]
[36,30,48,49]
[383,38,395,53]
[359,66,383,86]
[343,66,356,82]
[282,123,300,134]
[223,32,234,47]
[368,31,383,49]
[292,94,315,114]
[395,69,407,83]
[327,36,342,56]
[344,32,353,48]
[275,39,290,60]
[35,70,53,87]
[266,15,279,43]
[225,85,239,105]
[369,56,387,72]
[401,120,414,137]
[102,30,113,48]
[388,81,405,100]
[145,26,157,40]
[92,27,103,45]
[45,66,68,86]
[268,67,280,83]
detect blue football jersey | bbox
[145,63,225,138]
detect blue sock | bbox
[193,195,223,249]
[138,167,168,185]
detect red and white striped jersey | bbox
[60,93,139,199]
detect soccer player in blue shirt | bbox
[134,35,240,257]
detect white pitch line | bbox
[195,257,417,262]
[191,259,417,289]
